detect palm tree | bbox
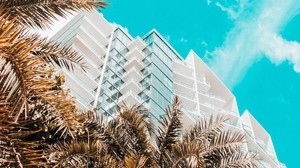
[53,97,257,168]
[0,1,257,167]
[0,1,107,167]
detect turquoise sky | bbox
[103,0,300,167]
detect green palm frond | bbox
[34,40,87,71]
[0,0,107,29]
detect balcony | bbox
[245,129,279,165]
[174,90,197,107]
[125,48,145,61]
[199,101,237,117]
[119,79,143,94]
[198,90,225,106]
[122,68,143,82]
[173,69,194,83]
[118,91,142,105]
[127,38,147,51]
[174,91,196,101]
[174,79,195,90]
[242,124,254,138]
[257,160,272,168]
[124,58,144,71]
[181,105,197,113]
[196,77,211,92]
[256,139,266,149]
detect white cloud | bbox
[207,0,212,5]
[180,37,188,43]
[209,0,300,88]
[215,0,249,19]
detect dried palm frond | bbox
[0,0,107,29]
[168,140,205,168]
[114,105,155,166]
[48,140,120,168]
[219,151,258,168]
[183,114,227,142]
[155,96,183,165]
[34,40,87,71]
[124,155,148,168]
[78,111,127,160]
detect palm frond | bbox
[0,14,28,121]
[0,0,107,29]
[48,140,112,168]
[209,130,246,150]
[79,111,127,160]
[168,140,205,168]
[124,155,148,168]
[34,40,87,71]
[114,105,155,166]
[219,151,258,168]
[155,96,183,165]
[183,114,228,142]
[0,106,48,167]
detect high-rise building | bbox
[51,10,285,168]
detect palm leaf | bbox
[219,151,258,168]
[0,0,107,29]
[183,114,227,142]
[34,40,87,71]
[124,155,148,168]
[114,105,155,166]
[154,96,183,165]
[167,140,205,168]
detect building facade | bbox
[51,10,285,168]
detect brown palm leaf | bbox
[155,96,183,165]
[0,0,107,29]
[34,40,87,71]
[114,105,155,165]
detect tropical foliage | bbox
[60,97,257,168]
[0,0,106,167]
[0,0,257,167]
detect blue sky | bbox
[102,0,300,167]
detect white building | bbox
[51,10,285,168]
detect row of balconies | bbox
[242,124,279,165]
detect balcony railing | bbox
[174,69,194,79]
[119,90,142,103]
[181,105,197,113]
[198,89,225,103]
[174,79,194,89]
[196,77,210,85]
[174,91,196,101]
[243,127,279,164]
[199,101,236,115]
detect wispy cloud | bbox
[207,0,212,5]
[201,41,208,47]
[208,0,300,88]
[180,37,188,43]
[164,35,171,42]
